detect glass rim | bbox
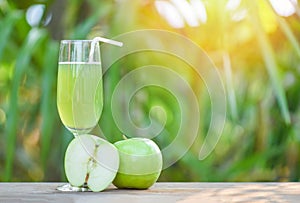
[60,39,94,43]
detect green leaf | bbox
[70,3,111,39]
[223,52,238,121]
[4,28,47,181]
[40,40,59,174]
[0,10,22,60]
[276,16,300,59]
[248,0,290,124]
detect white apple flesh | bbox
[64,134,119,192]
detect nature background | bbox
[1,0,300,182]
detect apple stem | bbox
[122,134,128,140]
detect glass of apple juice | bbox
[56,40,103,191]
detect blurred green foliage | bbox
[1,0,300,182]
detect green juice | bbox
[57,62,103,134]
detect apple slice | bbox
[64,134,119,192]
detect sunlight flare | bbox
[269,0,297,17]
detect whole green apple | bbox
[113,137,163,189]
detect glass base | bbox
[57,183,91,192]
[66,126,94,135]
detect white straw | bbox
[92,36,123,47]
[89,37,123,62]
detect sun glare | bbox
[190,0,207,24]
[170,0,200,27]
[155,0,207,28]
[226,0,241,11]
[155,1,185,28]
[269,0,297,17]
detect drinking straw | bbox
[92,36,123,47]
[89,36,123,62]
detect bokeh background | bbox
[1,0,300,182]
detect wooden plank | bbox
[0,182,299,202]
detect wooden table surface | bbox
[0,182,299,202]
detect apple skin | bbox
[113,138,163,189]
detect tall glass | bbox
[57,40,103,191]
